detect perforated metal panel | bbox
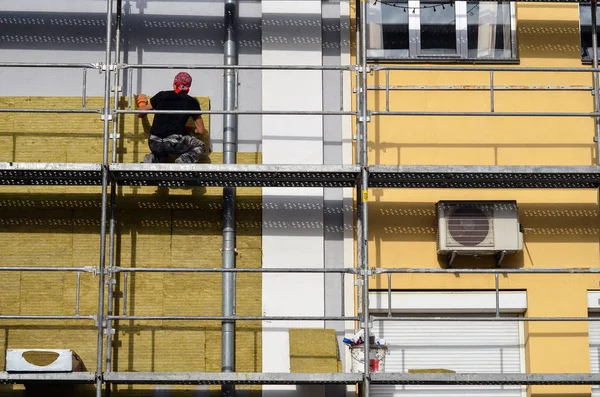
[369,165,600,189]
[0,163,102,185]
[110,164,361,187]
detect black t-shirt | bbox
[149,90,201,138]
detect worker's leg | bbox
[144,135,171,163]
[173,135,207,164]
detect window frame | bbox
[365,1,519,63]
[579,2,599,63]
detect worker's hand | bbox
[136,94,148,107]
[136,94,148,118]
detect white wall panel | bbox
[261,0,324,393]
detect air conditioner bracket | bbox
[446,251,458,268]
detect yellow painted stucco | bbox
[353,0,600,395]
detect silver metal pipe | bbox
[593,0,600,164]
[97,0,114,396]
[105,0,123,386]
[76,272,81,316]
[373,316,600,322]
[107,315,359,321]
[0,315,95,320]
[0,109,101,114]
[385,70,390,112]
[111,0,123,164]
[341,273,346,318]
[374,65,600,72]
[375,267,600,274]
[113,267,356,274]
[120,64,354,71]
[368,85,593,91]
[123,273,128,317]
[83,69,88,109]
[117,109,357,116]
[495,274,500,318]
[490,71,495,112]
[371,111,600,117]
[128,68,133,110]
[0,62,99,68]
[387,274,392,318]
[222,2,238,396]
[0,267,94,272]
[359,1,370,395]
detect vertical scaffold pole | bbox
[358,1,370,397]
[592,0,600,164]
[97,0,114,396]
[105,1,123,394]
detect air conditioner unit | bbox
[436,200,523,266]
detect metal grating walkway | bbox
[110,164,361,187]
[369,165,600,189]
[0,163,102,186]
[3,163,600,189]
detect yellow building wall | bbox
[0,96,262,396]
[358,1,599,396]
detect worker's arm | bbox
[193,116,208,135]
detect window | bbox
[367,1,517,61]
[369,291,527,397]
[580,4,600,61]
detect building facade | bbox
[0,0,600,397]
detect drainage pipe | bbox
[221,1,238,397]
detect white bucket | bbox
[349,345,388,373]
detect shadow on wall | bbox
[0,193,350,237]
[518,19,582,59]
[0,11,344,54]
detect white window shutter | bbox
[372,320,523,397]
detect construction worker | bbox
[137,72,208,164]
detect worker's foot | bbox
[143,154,159,163]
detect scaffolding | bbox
[3,0,600,397]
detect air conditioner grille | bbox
[446,206,494,247]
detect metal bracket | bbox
[103,328,116,335]
[447,251,458,268]
[100,113,113,121]
[111,86,122,93]
[111,133,121,140]
[595,136,599,142]
[357,65,372,73]
[496,250,507,268]
[101,63,116,72]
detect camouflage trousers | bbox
[144,134,206,164]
